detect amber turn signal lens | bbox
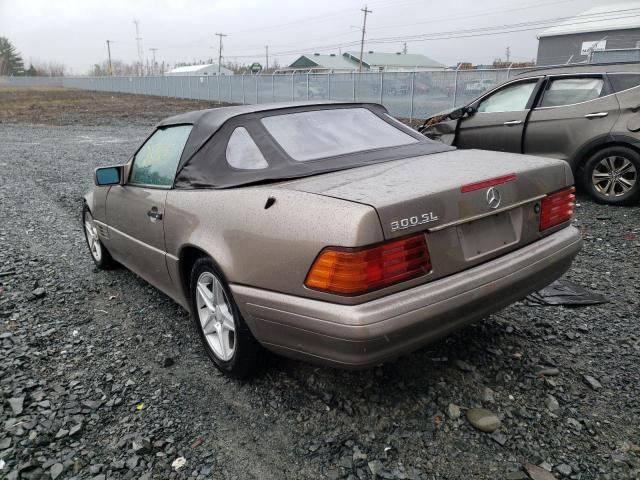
[305,234,432,295]
[539,186,576,231]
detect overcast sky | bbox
[0,0,616,73]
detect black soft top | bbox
[157,102,453,189]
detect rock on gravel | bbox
[466,408,501,433]
[524,463,557,480]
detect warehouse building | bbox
[537,3,640,65]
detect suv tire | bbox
[583,146,640,205]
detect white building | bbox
[166,64,233,76]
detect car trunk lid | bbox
[279,149,572,283]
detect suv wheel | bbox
[189,257,262,378]
[583,146,640,205]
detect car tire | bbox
[583,146,640,205]
[189,257,262,379]
[82,204,116,269]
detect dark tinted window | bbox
[608,73,640,93]
[130,125,192,186]
[540,77,604,107]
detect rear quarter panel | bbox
[163,187,383,303]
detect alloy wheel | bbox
[84,211,102,262]
[591,156,637,198]
[196,272,236,361]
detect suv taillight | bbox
[305,233,432,295]
[539,186,576,231]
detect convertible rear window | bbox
[261,108,419,161]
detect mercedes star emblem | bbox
[486,187,501,209]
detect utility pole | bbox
[150,48,158,75]
[106,40,113,75]
[505,46,511,63]
[358,5,372,73]
[133,19,143,76]
[402,42,407,54]
[265,45,269,71]
[215,33,227,75]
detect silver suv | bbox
[421,63,640,205]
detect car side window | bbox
[129,125,192,187]
[477,81,537,113]
[608,73,640,93]
[226,127,268,170]
[539,77,604,108]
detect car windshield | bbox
[261,108,419,161]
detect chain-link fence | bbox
[3,68,531,120]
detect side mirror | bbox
[465,105,477,116]
[94,166,123,186]
[448,107,466,120]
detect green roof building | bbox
[343,51,445,71]
[285,51,445,73]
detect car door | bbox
[523,75,620,162]
[105,125,193,293]
[455,77,542,153]
[607,72,640,134]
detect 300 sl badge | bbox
[390,212,439,232]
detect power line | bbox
[105,40,113,75]
[133,19,143,76]
[214,33,227,74]
[358,5,372,73]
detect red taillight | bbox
[461,173,517,193]
[305,234,432,295]
[539,186,576,231]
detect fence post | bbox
[217,75,221,104]
[379,72,384,104]
[352,73,356,101]
[256,74,259,104]
[291,73,295,101]
[272,74,275,102]
[327,73,331,100]
[452,65,460,108]
[229,75,232,103]
[242,74,245,104]
[409,71,415,123]
[306,73,310,100]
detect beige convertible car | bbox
[83,102,582,378]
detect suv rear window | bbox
[540,77,604,107]
[261,108,419,162]
[608,73,640,93]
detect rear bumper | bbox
[231,226,582,369]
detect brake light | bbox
[461,173,517,193]
[539,186,576,231]
[305,234,432,295]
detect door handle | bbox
[584,112,608,118]
[503,120,522,125]
[147,209,163,221]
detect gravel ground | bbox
[1,90,639,480]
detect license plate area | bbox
[456,210,519,260]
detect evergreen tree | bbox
[0,37,25,76]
